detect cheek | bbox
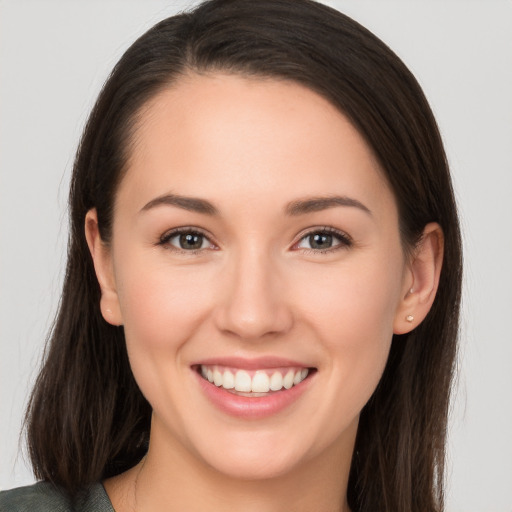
[116,259,211,349]
[113,256,217,421]
[300,251,403,341]
[112,255,217,408]
[296,251,403,411]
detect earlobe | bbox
[393,223,444,334]
[84,209,123,326]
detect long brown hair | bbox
[25,1,462,510]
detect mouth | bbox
[193,364,316,397]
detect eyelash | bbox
[157,226,353,255]
[158,227,215,255]
[294,226,353,254]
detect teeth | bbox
[251,372,270,393]
[234,370,252,392]
[269,371,283,391]
[283,370,294,389]
[200,365,309,393]
[213,369,223,387]
[223,370,235,389]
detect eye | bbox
[159,228,214,252]
[295,228,352,252]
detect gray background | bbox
[1,1,511,510]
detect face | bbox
[91,73,413,481]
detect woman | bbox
[0,0,462,510]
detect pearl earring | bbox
[406,315,414,322]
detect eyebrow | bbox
[285,196,372,216]
[140,193,219,215]
[140,193,371,217]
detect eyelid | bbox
[157,225,352,254]
[158,226,217,253]
[292,226,353,252]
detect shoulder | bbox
[0,482,72,512]
[0,481,114,512]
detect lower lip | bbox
[194,369,314,419]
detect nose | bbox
[214,247,293,341]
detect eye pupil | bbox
[179,233,203,249]
[309,233,332,249]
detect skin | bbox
[86,73,443,512]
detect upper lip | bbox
[192,356,313,370]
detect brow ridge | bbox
[285,196,372,216]
[140,193,371,217]
[140,193,218,215]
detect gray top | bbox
[0,482,114,512]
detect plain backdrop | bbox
[1,1,511,510]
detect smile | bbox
[193,360,316,418]
[199,365,310,395]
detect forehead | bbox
[117,72,395,221]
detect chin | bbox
[206,449,301,481]
[192,427,318,482]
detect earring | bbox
[406,315,414,322]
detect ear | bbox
[393,222,444,334]
[84,209,123,326]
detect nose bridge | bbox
[215,242,292,339]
